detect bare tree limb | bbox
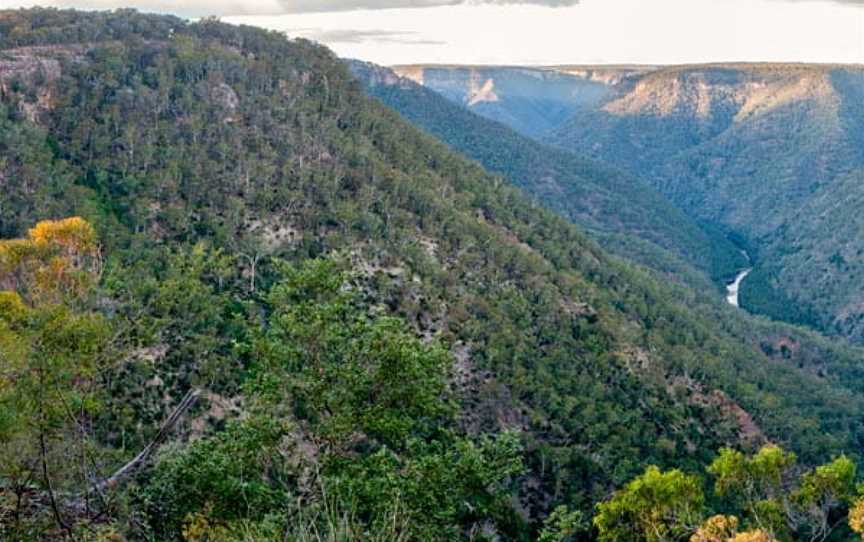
[83,388,200,497]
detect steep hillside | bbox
[2,9,864,539]
[743,168,864,336]
[545,64,864,338]
[399,64,864,339]
[352,60,745,283]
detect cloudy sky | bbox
[9,0,864,65]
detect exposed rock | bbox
[560,298,597,319]
[128,344,169,364]
[466,72,499,106]
[189,391,244,438]
[207,81,240,123]
[0,46,74,122]
[452,342,531,435]
[247,217,301,251]
[674,374,766,447]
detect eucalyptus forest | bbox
[1,8,864,542]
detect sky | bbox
[8,0,864,65]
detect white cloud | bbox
[10,0,581,17]
[226,0,864,66]
[8,0,863,65]
[293,28,446,44]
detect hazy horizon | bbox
[8,0,864,66]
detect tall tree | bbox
[0,218,108,534]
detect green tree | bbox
[140,416,290,540]
[539,505,586,542]
[0,218,109,535]
[247,258,524,540]
[707,445,796,537]
[593,466,704,542]
[790,456,857,541]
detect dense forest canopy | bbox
[1,8,864,541]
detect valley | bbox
[397,62,864,342]
[1,7,864,542]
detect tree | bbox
[707,446,856,542]
[690,515,779,542]
[0,218,107,534]
[727,530,777,542]
[593,466,704,542]
[849,496,864,540]
[539,505,586,542]
[707,445,796,537]
[690,515,740,542]
[790,456,856,542]
[0,217,101,302]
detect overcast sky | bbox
[9,0,864,65]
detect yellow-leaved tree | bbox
[850,497,864,540]
[0,217,108,535]
[690,515,778,542]
[0,216,101,302]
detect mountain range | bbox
[2,9,864,541]
[395,62,864,342]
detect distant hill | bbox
[352,60,745,283]
[390,63,664,139]
[402,62,864,342]
[546,64,864,338]
[390,64,643,138]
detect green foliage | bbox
[140,416,290,540]
[249,259,525,539]
[538,505,586,542]
[593,466,704,542]
[255,258,454,450]
[2,9,864,540]
[709,445,796,500]
[0,218,111,536]
[601,446,862,542]
[738,265,821,330]
[795,455,856,506]
[327,432,525,539]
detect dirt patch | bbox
[676,375,766,447]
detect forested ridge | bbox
[543,65,864,342]
[2,9,864,541]
[396,63,864,344]
[349,60,745,285]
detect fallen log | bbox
[70,387,200,508]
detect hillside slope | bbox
[2,9,864,539]
[400,63,864,340]
[546,64,864,337]
[352,60,744,283]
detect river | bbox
[726,268,752,307]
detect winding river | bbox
[726,268,752,308]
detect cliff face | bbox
[548,65,858,187]
[395,63,859,151]
[391,64,623,137]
